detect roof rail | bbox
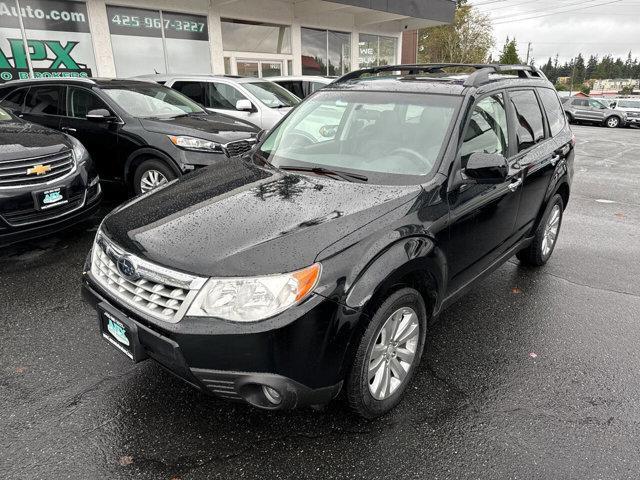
[1,77,96,86]
[333,63,547,87]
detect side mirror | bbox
[236,99,254,112]
[256,129,268,142]
[86,108,114,121]
[464,152,509,184]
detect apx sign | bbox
[0,38,91,81]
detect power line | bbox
[493,0,625,24]
[491,0,594,21]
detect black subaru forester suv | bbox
[82,64,574,418]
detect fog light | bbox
[262,385,282,405]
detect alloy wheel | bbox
[367,307,420,401]
[542,204,561,257]
[607,117,619,128]
[140,169,168,193]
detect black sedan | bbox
[0,107,101,247]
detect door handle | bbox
[508,178,523,192]
[550,154,561,167]
[61,126,77,133]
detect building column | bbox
[86,0,116,77]
[350,29,360,71]
[291,22,302,76]
[208,5,224,74]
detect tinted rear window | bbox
[538,88,566,137]
[24,86,64,116]
[509,90,545,151]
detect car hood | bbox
[0,120,70,162]
[140,112,258,144]
[101,160,421,277]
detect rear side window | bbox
[509,90,545,151]
[172,81,206,105]
[277,81,304,98]
[24,86,64,116]
[0,88,27,111]
[538,88,566,137]
[573,99,588,107]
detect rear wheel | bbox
[133,159,177,195]
[605,116,620,128]
[346,288,427,418]
[516,193,564,266]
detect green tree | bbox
[499,38,521,64]
[417,2,494,64]
[574,54,586,84]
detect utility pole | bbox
[525,42,532,64]
[569,60,576,97]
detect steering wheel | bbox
[388,147,427,170]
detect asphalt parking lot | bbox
[1,125,639,480]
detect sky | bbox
[468,0,640,66]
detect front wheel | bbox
[133,159,177,195]
[346,288,427,418]
[605,116,621,128]
[516,194,564,266]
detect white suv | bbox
[612,98,640,126]
[135,74,301,130]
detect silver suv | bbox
[561,97,626,128]
[135,74,301,130]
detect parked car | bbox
[561,96,625,128]
[0,78,259,196]
[267,76,333,99]
[136,74,301,130]
[610,98,640,126]
[82,64,574,418]
[0,106,101,247]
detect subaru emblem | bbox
[117,256,138,280]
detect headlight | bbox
[67,135,88,162]
[168,135,224,153]
[187,263,321,322]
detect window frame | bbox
[300,26,352,76]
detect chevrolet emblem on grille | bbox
[26,164,52,176]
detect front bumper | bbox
[0,170,102,247]
[81,274,350,410]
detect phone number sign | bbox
[107,6,208,41]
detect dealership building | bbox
[0,0,454,82]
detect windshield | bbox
[259,90,461,182]
[243,81,300,108]
[103,84,205,118]
[0,107,12,121]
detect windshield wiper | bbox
[279,165,368,183]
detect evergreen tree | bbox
[499,38,521,65]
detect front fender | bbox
[345,236,446,317]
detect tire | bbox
[132,158,177,195]
[516,193,564,266]
[346,287,427,419]
[605,116,620,128]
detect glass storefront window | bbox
[0,0,97,82]
[221,19,291,54]
[301,28,350,76]
[107,5,210,78]
[358,34,397,68]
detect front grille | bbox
[2,191,85,226]
[224,140,254,158]
[91,234,206,323]
[0,150,74,187]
